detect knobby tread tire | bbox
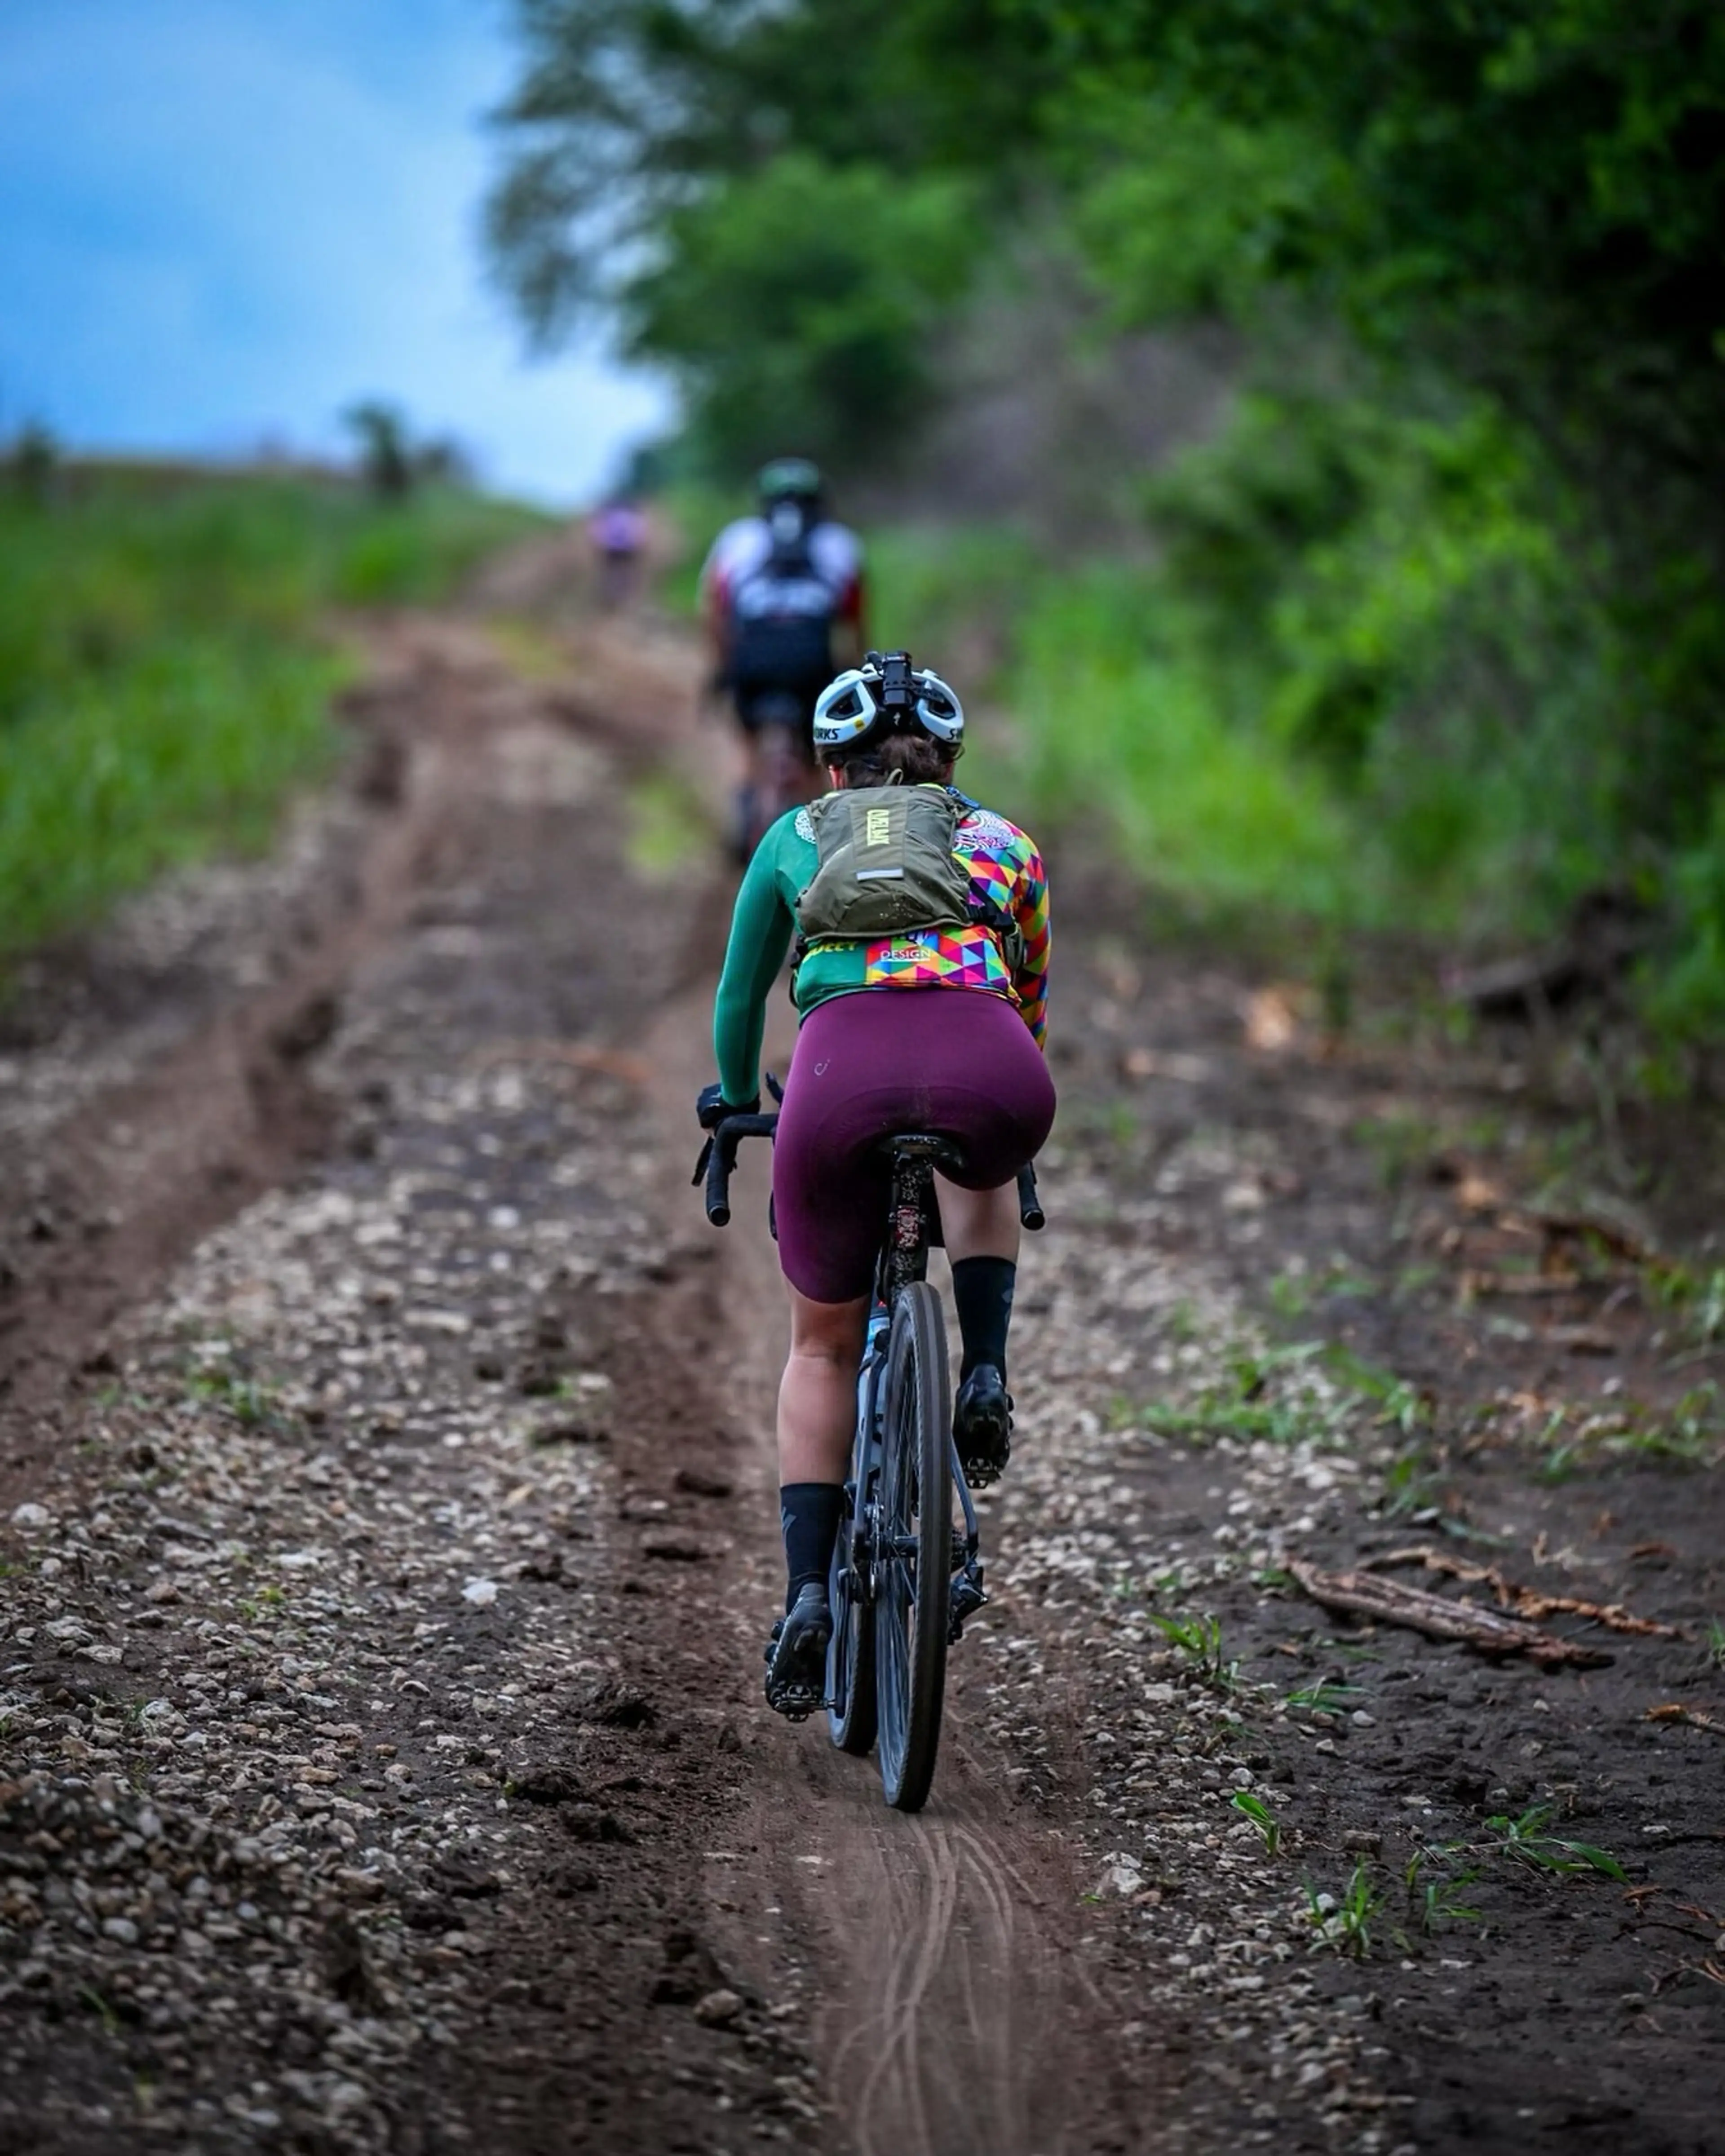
[875,1280,952,1812]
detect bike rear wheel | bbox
[873,1280,952,1811]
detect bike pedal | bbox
[768,1685,826,1722]
[948,1567,988,1645]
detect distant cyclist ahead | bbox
[700,460,867,859]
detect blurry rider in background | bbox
[700,460,867,857]
[588,494,648,610]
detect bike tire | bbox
[827,1484,877,1757]
[873,1280,952,1812]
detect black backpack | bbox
[727,505,838,696]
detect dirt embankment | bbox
[1,586,1723,2156]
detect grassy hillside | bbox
[0,467,545,960]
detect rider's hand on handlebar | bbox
[697,1080,759,1130]
[693,1081,761,1185]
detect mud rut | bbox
[3,591,1724,2156]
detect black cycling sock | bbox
[780,1482,845,1608]
[952,1255,1016,1385]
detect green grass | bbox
[1008,565,1362,923]
[627,768,712,880]
[0,465,546,961]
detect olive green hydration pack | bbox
[795,783,1024,970]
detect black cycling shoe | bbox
[954,1364,1013,1488]
[763,1582,832,1720]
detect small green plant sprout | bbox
[1271,1257,1376,1318]
[1305,1862,1384,1957]
[1651,1261,1725,1352]
[1230,1790,1281,1854]
[1404,1846,1485,1935]
[1146,1609,1239,1695]
[1285,1680,1363,1715]
[187,1362,287,1432]
[1378,1450,1437,1518]
[1324,1344,1433,1437]
[1705,1619,1725,1671]
[1485,1803,1626,1881]
[78,1985,120,2033]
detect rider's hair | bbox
[830,733,957,787]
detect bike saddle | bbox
[874,1131,967,1174]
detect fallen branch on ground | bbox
[1367,1546,1682,1639]
[1645,1704,1725,1739]
[1287,1558,1612,1667]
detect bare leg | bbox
[778,1288,869,1484]
[935,1176,1020,1264]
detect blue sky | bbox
[0,0,668,504]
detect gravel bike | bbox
[703,1106,1042,1812]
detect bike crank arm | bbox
[944,1438,987,1643]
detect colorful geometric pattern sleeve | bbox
[845,807,1053,1044]
[1010,835,1051,1048]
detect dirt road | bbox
[2,584,1723,2155]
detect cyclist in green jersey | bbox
[698,654,1055,1712]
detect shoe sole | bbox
[956,1400,1012,1490]
[765,1617,832,1721]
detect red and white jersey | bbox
[700,516,865,624]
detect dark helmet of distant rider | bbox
[757,457,825,552]
[756,456,824,513]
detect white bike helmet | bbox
[812,650,964,757]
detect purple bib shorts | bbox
[771,987,1057,1305]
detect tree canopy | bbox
[487,0,1725,1027]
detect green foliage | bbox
[1044,0,1725,482]
[486,0,1053,347]
[1651,793,1725,1038]
[621,155,977,477]
[1066,92,1357,325]
[489,0,1725,1025]
[1131,382,1645,934]
[1009,561,1358,923]
[0,469,543,959]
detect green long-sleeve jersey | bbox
[712,791,1052,1105]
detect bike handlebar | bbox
[703,1111,780,1226]
[1017,1161,1045,1233]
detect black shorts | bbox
[734,686,817,760]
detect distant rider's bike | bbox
[734,689,818,863]
[702,1102,1043,1812]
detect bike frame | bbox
[840,1137,983,1631]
